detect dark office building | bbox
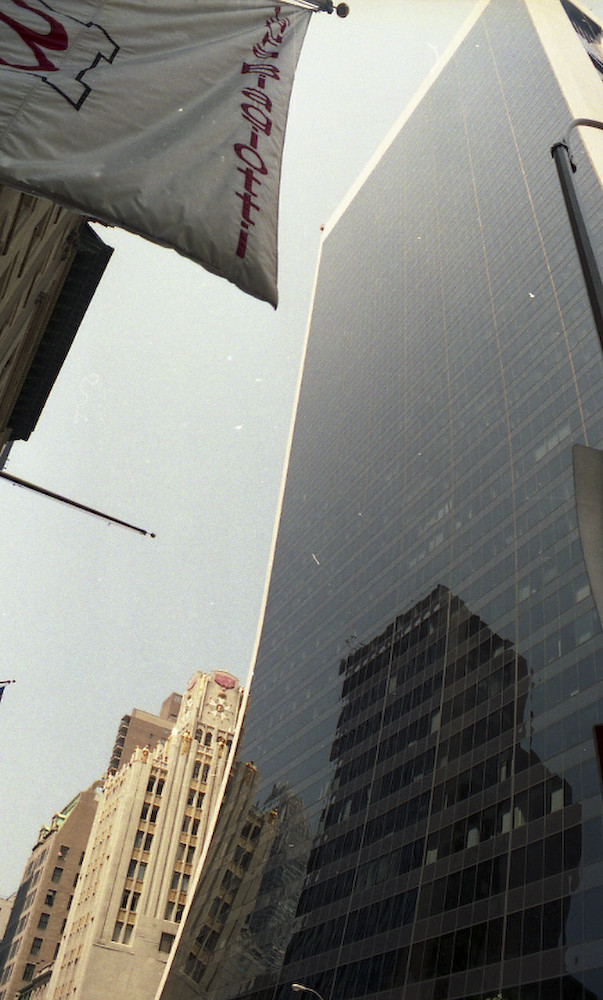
[161,2,603,999]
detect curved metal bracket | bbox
[551,118,603,355]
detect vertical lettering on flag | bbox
[0,0,313,305]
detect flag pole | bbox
[291,0,349,15]
[0,472,156,537]
[0,679,16,704]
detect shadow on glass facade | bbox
[160,1,603,999]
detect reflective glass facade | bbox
[161,2,603,1000]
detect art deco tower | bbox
[47,670,243,1000]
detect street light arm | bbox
[551,117,603,354]
[563,117,603,146]
[291,985,326,1000]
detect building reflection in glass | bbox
[161,586,596,1000]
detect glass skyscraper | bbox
[160,2,603,999]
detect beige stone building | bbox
[15,963,53,1000]
[0,897,14,945]
[0,784,101,1000]
[46,671,243,1000]
[107,692,182,776]
[0,185,111,457]
[158,759,279,1000]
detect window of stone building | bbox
[159,933,175,953]
[51,867,63,883]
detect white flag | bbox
[0,0,312,306]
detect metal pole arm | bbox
[291,0,349,15]
[551,119,603,355]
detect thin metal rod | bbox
[0,472,155,537]
[551,119,603,357]
[288,0,349,14]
